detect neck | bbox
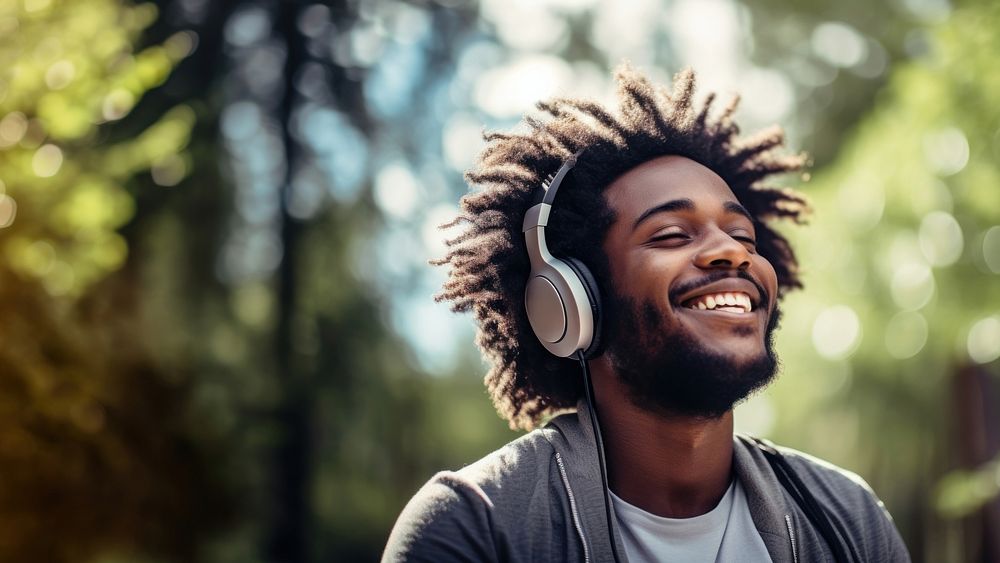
[589,356,735,519]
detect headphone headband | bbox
[541,152,579,205]
[522,151,581,233]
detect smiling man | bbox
[383,66,910,562]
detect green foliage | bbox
[0,0,194,296]
[763,2,1000,559]
[935,457,1000,518]
[0,1,227,561]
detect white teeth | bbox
[687,292,754,313]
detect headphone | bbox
[522,152,603,359]
[522,152,622,563]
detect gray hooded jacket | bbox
[383,402,910,562]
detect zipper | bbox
[555,452,591,563]
[785,514,799,563]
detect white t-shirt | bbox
[610,478,773,563]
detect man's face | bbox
[599,155,781,418]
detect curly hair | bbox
[434,65,810,430]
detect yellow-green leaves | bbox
[0,0,194,296]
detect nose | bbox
[694,229,751,271]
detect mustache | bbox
[668,270,770,310]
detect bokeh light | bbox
[812,22,867,68]
[885,311,929,359]
[967,316,1000,364]
[0,194,17,228]
[919,211,963,267]
[923,127,969,176]
[812,305,862,360]
[891,262,936,311]
[983,226,1000,274]
[374,162,421,220]
[31,143,63,177]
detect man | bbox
[383,66,910,562]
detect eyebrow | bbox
[632,198,695,230]
[631,198,754,231]
[723,201,754,223]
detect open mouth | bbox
[681,292,754,314]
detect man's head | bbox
[435,65,809,430]
[599,155,782,419]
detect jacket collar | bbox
[545,403,794,563]
[544,401,628,563]
[733,434,795,562]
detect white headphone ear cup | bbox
[525,273,569,344]
[525,258,595,357]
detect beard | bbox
[604,279,781,419]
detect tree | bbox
[765,1,1000,560]
[0,1,231,560]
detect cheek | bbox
[622,252,684,303]
[752,256,779,302]
[615,250,680,325]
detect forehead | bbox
[603,155,738,222]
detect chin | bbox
[607,297,781,419]
[622,353,777,419]
[706,343,769,367]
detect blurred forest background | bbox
[0,0,997,561]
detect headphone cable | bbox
[577,350,623,563]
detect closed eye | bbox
[732,235,757,251]
[649,233,689,242]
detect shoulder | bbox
[752,438,911,562]
[382,429,559,562]
[771,442,889,519]
[456,426,558,492]
[736,435,883,510]
[381,470,497,563]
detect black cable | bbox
[577,350,623,563]
[753,438,857,563]
[778,453,859,563]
